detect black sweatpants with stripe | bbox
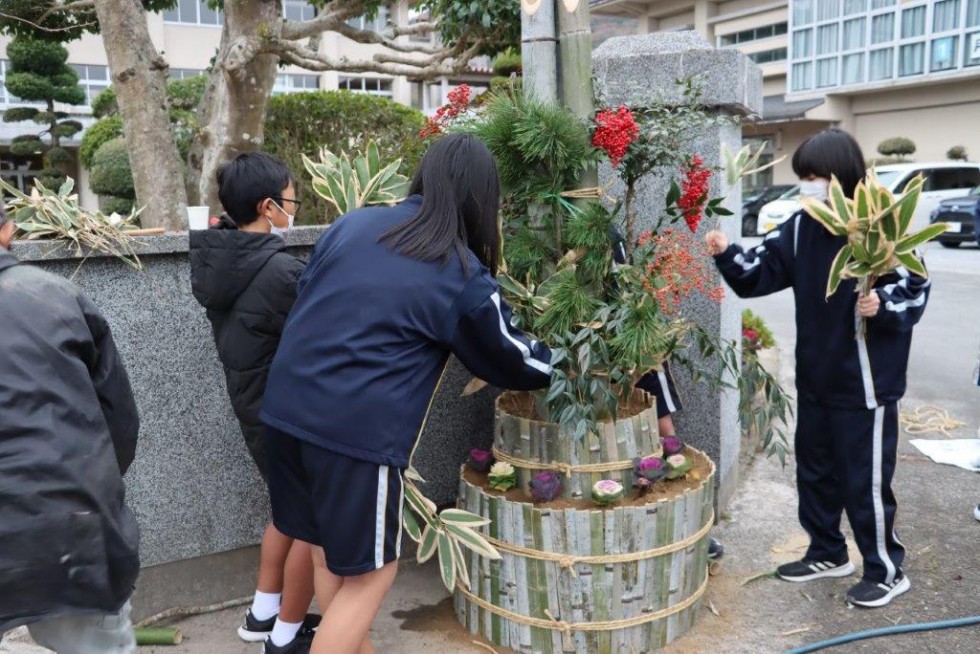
[796,397,905,584]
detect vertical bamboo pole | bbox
[521,0,559,103]
[556,0,598,190]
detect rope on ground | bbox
[899,405,966,437]
[134,596,251,629]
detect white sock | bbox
[269,619,302,647]
[250,590,281,622]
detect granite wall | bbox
[15,227,497,568]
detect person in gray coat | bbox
[0,208,141,653]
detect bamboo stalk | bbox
[556,0,598,192]
[521,0,559,104]
[135,628,182,646]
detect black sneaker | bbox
[776,557,855,582]
[263,633,313,654]
[708,538,725,560]
[238,609,277,643]
[846,573,911,608]
[298,613,321,638]
[974,503,980,522]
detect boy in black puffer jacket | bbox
[189,153,315,654]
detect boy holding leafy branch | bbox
[706,129,937,608]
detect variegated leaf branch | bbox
[402,466,501,592]
[303,140,411,217]
[800,172,947,301]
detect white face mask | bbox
[267,201,295,239]
[799,179,830,201]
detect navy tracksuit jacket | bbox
[715,211,930,584]
[261,195,553,469]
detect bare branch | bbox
[267,38,483,81]
[391,21,437,37]
[0,9,96,33]
[332,22,445,56]
[280,2,366,41]
[36,0,95,25]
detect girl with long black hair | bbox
[261,134,553,653]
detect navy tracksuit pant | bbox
[795,396,905,584]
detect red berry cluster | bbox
[677,155,711,233]
[591,106,640,167]
[641,229,724,313]
[419,84,472,138]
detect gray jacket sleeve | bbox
[78,293,140,475]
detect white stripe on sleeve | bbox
[490,292,553,375]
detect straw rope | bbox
[491,447,659,477]
[900,404,966,437]
[479,511,714,577]
[457,569,709,635]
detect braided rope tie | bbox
[491,447,660,478]
[480,511,714,578]
[457,571,709,636]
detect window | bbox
[347,6,390,34]
[284,0,315,22]
[843,18,866,49]
[272,74,319,95]
[408,8,433,43]
[870,47,894,79]
[816,58,838,86]
[0,60,14,105]
[72,64,111,106]
[749,48,788,64]
[932,36,958,70]
[817,0,840,22]
[338,76,393,98]
[871,13,894,44]
[793,29,814,57]
[929,168,980,191]
[934,0,961,32]
[719,23,788,46]
[792,61,814,90]
[899,42,925,76]
[970,0,980,27]
[793,0,814,26]
[170,68,205,80]
[843,53,865,83]
[163,0,222,25]
[967,32,980,65]
[843,0,867,14]
[901,6,925,39]
[817,24,838,54]
[871,0,895,7]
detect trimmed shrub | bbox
[492,49,522,76]
[101,196,135,215]
[263,90,427,224]
[947,145,968,161]
[80,114,124,168]
[876,137,916,158]
[89,137,135,200]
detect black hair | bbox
[380,134,501,275]
[792,128,866,197]
[216,152,294,225]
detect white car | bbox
[755,162,980,235]
[756,186,800,235]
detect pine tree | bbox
[3,37,86,188]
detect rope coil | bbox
[491,447,662,477]
[480,511,714,577]
[457,571,709,634]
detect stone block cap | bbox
[593,30,763,117]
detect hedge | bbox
[263,90,426,224]
[89,137,135,199]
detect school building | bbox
[0,1,491,209]
[591,0,980,188]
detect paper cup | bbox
[187,206,211,230]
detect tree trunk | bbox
[557,0,597,190]
[187,0,281,213]
[521,0,559,104]
[91,0,187,231]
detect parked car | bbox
[755,162,980,236]
[930,185,980,248]
[873,162,980,231]
[742,184,794,236]
[756,186,801,235]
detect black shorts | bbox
[265,427,405,576]
[635,361,683,417]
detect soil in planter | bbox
[463,447,713,510]
[498,390,652,422]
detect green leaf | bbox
[403,507,423,543]
[417,524,439,564]
[877,184,921,238]
[439,508,491,527]
[437,531,457,591]
[896,222,948,254]
[826,244,853,298]
[895,174,923,234]
[404,466,425,483]
[800,197,846,236]
[712,206,734,217]
[896,251,928,277]
[828,175,850,220]
[853,181,871,220]
[445,523,502,560]
[665,180,680,207]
